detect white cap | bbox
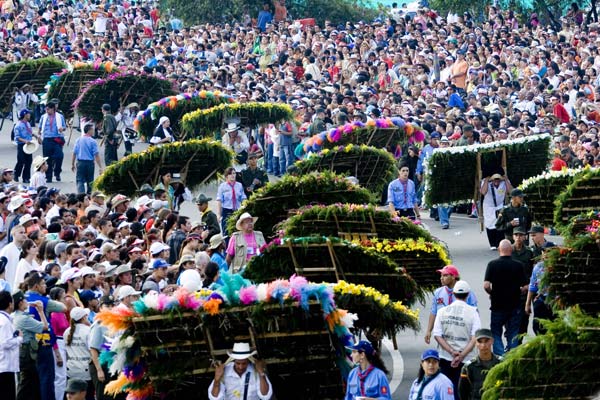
[70,306,90,322]
[117,221,131,230]
[79,266,98,277]
[118,285,141,300]
[61,268,82,283]
[453,280,471,294]
[150,241,170,255]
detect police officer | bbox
[495,189,532,242]
[458,329,502,400]
[528,225,556,259]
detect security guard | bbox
[458,329,502,400]
[495,189,532,242]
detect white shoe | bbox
[490,246,497,251]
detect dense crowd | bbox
[0,0,596,398]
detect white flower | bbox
[340,312,358,328]
[256,283,268,302]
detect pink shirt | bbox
[226,233,259,261]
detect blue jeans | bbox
[438,206,452,227]
[267,143,279,174]
[42,138,64,181]
[279,144,294,175]
[76,160,95,194]
[490,308,521,355]
[37,345,55,400]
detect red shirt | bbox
[553,103,570,124]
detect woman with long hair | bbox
[14,239,39,289]
[61,268,83,316]
[49,286,68,400]
[408,349,454,400]
[345,340,391,399]
[64,307,94,399]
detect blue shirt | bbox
[528,261,545,295]
[387,178,417,210]
[14,120,33,145]
[40,112,65,138]
[257,10,273,31]
[409,372,455,400]
[73,134,99,161]
[345,366,391,400]
[210,252,229,274]
[430,286,478,316]
[25,290,55,346]
[416,143,437,174]
[217,181,246,210]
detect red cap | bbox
[437,265,459,277]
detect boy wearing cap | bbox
[425,265,478,344]
[197,194,220,243]
[13,108,38,184]
[432,280,480,399]
[458,329,501,400]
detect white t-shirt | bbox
[432,300,481,362]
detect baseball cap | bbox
[70,306,90,322]
[151,259,170,270]
[61,268,82,283]
[79,289,101,303]
[346,340,375,356]
[150,242,170,255]
[513,226,527,235]
[430,132,441,139]
[475,328,493,340]
[528,225,544,234]
[118,285,141,300]
[421,349,440,361]
[437,265,459,277]
[510,188,524,197]
[453,280,471,294]
[99,295,115,306]
[78,266,98,277]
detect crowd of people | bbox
[0,0,594,398]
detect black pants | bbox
[104,143,119,166]
[14,144,32,182]
[17,344,40,400]
[395,208,415,219]
[0,371,16,400]
[486,228,504,248]
[440,358,462,400]
[533,297,555,335]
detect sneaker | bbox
[442,224,449,229]
[490,246,497,251]
[55,176,61,182]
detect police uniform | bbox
[495,204,532,242]
[458,355,502,400]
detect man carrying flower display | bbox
[387,165,420,220]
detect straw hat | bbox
[235,212,258,231]
[227,343,257,360]
[33,155,48,171]
[23,141,39,154]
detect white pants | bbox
[54,337,67,400]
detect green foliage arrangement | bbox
[244,236,421,304]
[553,167,600,229]
[294,144,397,195]
[0,57,66,110]
[424,134,552,206]
[519,168,584,227]
[134,91,236,140]
[73,72,177,122]
[181,102,293,137]
[481,307,600,399]
[94,139,233,196]
[227,171,375,236]
[278,203,435,241]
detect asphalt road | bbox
[0,119,562,399]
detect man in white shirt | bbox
[209,342,272,400]
[0,290,22,400]
[433,280,481,400]
[0,225,27,291]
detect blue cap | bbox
[19,109,31,119]
[421,349,440,361]
[79,289,100,302]
[347,340,375,356]
[152,259,170,269]
[430,132,441,139]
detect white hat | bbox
[135,195,154,209]
[79,266,98,277]
[150,241,170,255]
[117,221,131,230]
[32,155,48,171]
[118,285,141,300]
[235,212,258,231]
[159,116,170,125]
[453,280,471,294]
[227,342,257,360]
[70,306,90,322]
[61,268,82,283]
[179,269,202,292]
[17,214,37,226]
[23,141,39,155]
[8,196,27,212]
[226,122,239,133]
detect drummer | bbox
[13,109,39,184]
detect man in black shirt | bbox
[483,240,528,356]
[241,153,268,196]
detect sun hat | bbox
[33,155,48,171]
[115,264,133,276]
[178,254,196,267]
[17,214,37,226]
[70,306,90,322]
[227,342,257,360]
[235,212,258,231]
[23,141,39,155]
[196,194,212,204]
[209,233,226,250]
[437,265,459,277]
[118,285,141,300]
[111,194,130,209]
[101,242,118,256]
[226,122,239,133]
[490,173,502,180]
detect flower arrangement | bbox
[358,238,451,289]
[181,102,293,136]
[94,138,233,196]
[424,134,552,206]
[244,236,421,304]
[294,144,397,195]
[332,280,419,338]
[553,167,600,229]
[277,203,435,241]
[519,168,587,227]
[73,71,177,122]
[133,91,236,139]
[96,275,355,400]
[0,57,66,110]
[226,171,375,236]
[481,307,600,399]
[43,60,123,117]
[302,117,425,153]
